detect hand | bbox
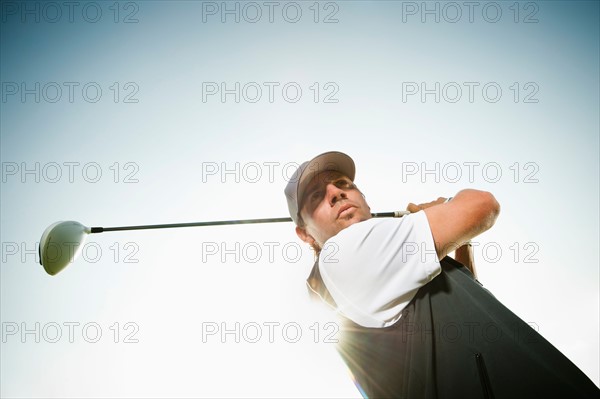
[406,197,448,213]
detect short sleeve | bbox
[318,211,441,328]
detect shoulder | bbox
[316,212,441,328]
[318,211,440,288]
[322,212,434,256]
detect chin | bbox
[340,214,364,227]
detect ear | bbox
[296,226,316,247]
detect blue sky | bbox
[1,1,598,397]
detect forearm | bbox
[422,190,500,259]
[407,189,500,261]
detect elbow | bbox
[480,191,500,231]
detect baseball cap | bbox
[284,151,356,225]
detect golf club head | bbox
[39,221,91,275]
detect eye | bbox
[333,179,355,189]
[309,190,324,203]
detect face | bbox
[296,171,372,248]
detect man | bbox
[285,151,599,398]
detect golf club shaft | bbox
[90,211,410,233]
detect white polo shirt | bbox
[318,211,442,328]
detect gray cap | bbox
[284,151,356,225]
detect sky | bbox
[1,1,599,397]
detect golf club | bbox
[39,211,411,276]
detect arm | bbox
[407,189,500,261]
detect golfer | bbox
[285,151,599,398]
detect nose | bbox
[325,182,347,206]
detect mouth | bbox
[337,204,355,218]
